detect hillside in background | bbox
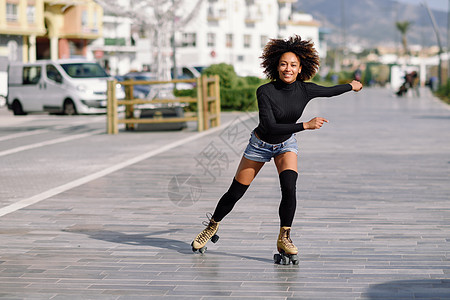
[294,0,447,49]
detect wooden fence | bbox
[106,75,221,134]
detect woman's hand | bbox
[350,80,363,92]
[304,117,329,130]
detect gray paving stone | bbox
[0,88,449,299]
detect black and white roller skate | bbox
[274,226,299,265]
[191,214,220,254]
[274,251,299,265]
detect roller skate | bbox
[191,214,220,254]
[274,226,299,265]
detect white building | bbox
[88,0,138,75]
[174,0,322,77]
[90,0,322,78]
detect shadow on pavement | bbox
[416,115,450,120]
[63,227,273,263]
[63,227,192,254]
[364,279,450,299]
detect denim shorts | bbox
[243,131,298,162]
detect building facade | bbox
[0,0,103,96]
[88,0,137,75]
[0,0,103,64]
[173,0,321,77]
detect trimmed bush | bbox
[436,79,450,104]
[202,63,238,89]
[201,64,265,111]
[174,88,196,98]
[221,86,258,111]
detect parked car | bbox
[171,66,201,80]
[171,66,203,89]
[7,59,125,115]
[119,72,157,99]
[118,71,193,100]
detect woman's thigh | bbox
[234,156,265,185]
[274,151,298,174]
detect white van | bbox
[0,71,6,107]
[7,59,124,115]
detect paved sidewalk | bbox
[0,87,449,299]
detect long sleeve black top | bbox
[254,80,352,144]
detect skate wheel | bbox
[290,254,299,265]
[211,234,219,243]
[274,253,282,264]
[281,255,289,265]
[191,241,206,254]
[191,242,197,253]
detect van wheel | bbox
[12,100,26,115]
[63,99,77,115]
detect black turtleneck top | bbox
[254,80,352,144]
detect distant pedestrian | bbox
[396,70,419,97]
[410,71,420,97]
[191,35,363,264]
[354,67,362,81]
[429,76,438,92]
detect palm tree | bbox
[395,21,412,55]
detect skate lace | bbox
[196,213,218,244]
[282,230,295,249]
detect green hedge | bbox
[202,63,238,89]
[436,79,450,104]
[201,63,265,111]
[174,84,259,112]
[221,86,258,111]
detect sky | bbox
[397,0,448,11]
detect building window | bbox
[27,5,36,23]
[81,10,88,27]
[182,33,196,47]
[226,34,233,48]
[6,3,18,22]
[244,34,251,48]
[93,11,98,30]
[7,40,18,61]
[207,33,216,47]
[260,35,268,48]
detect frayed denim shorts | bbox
[243,131,298,163]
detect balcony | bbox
[245,5,262,24]
[207,7,226,21]
[245,13,261,24]
[104,38,126,46]
[45,0,86,5]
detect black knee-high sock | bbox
[278,169,298,227]
[212,178,249,222]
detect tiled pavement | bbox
[0,87,449,299]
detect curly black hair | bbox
[260,35,320,81]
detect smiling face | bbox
[277,52,302,84]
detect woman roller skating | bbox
[191,35,363,264]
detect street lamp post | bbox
[171,0,177,89]
[447,0,450,82]
[423,1,443,88]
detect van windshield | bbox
[60,63,108,78]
